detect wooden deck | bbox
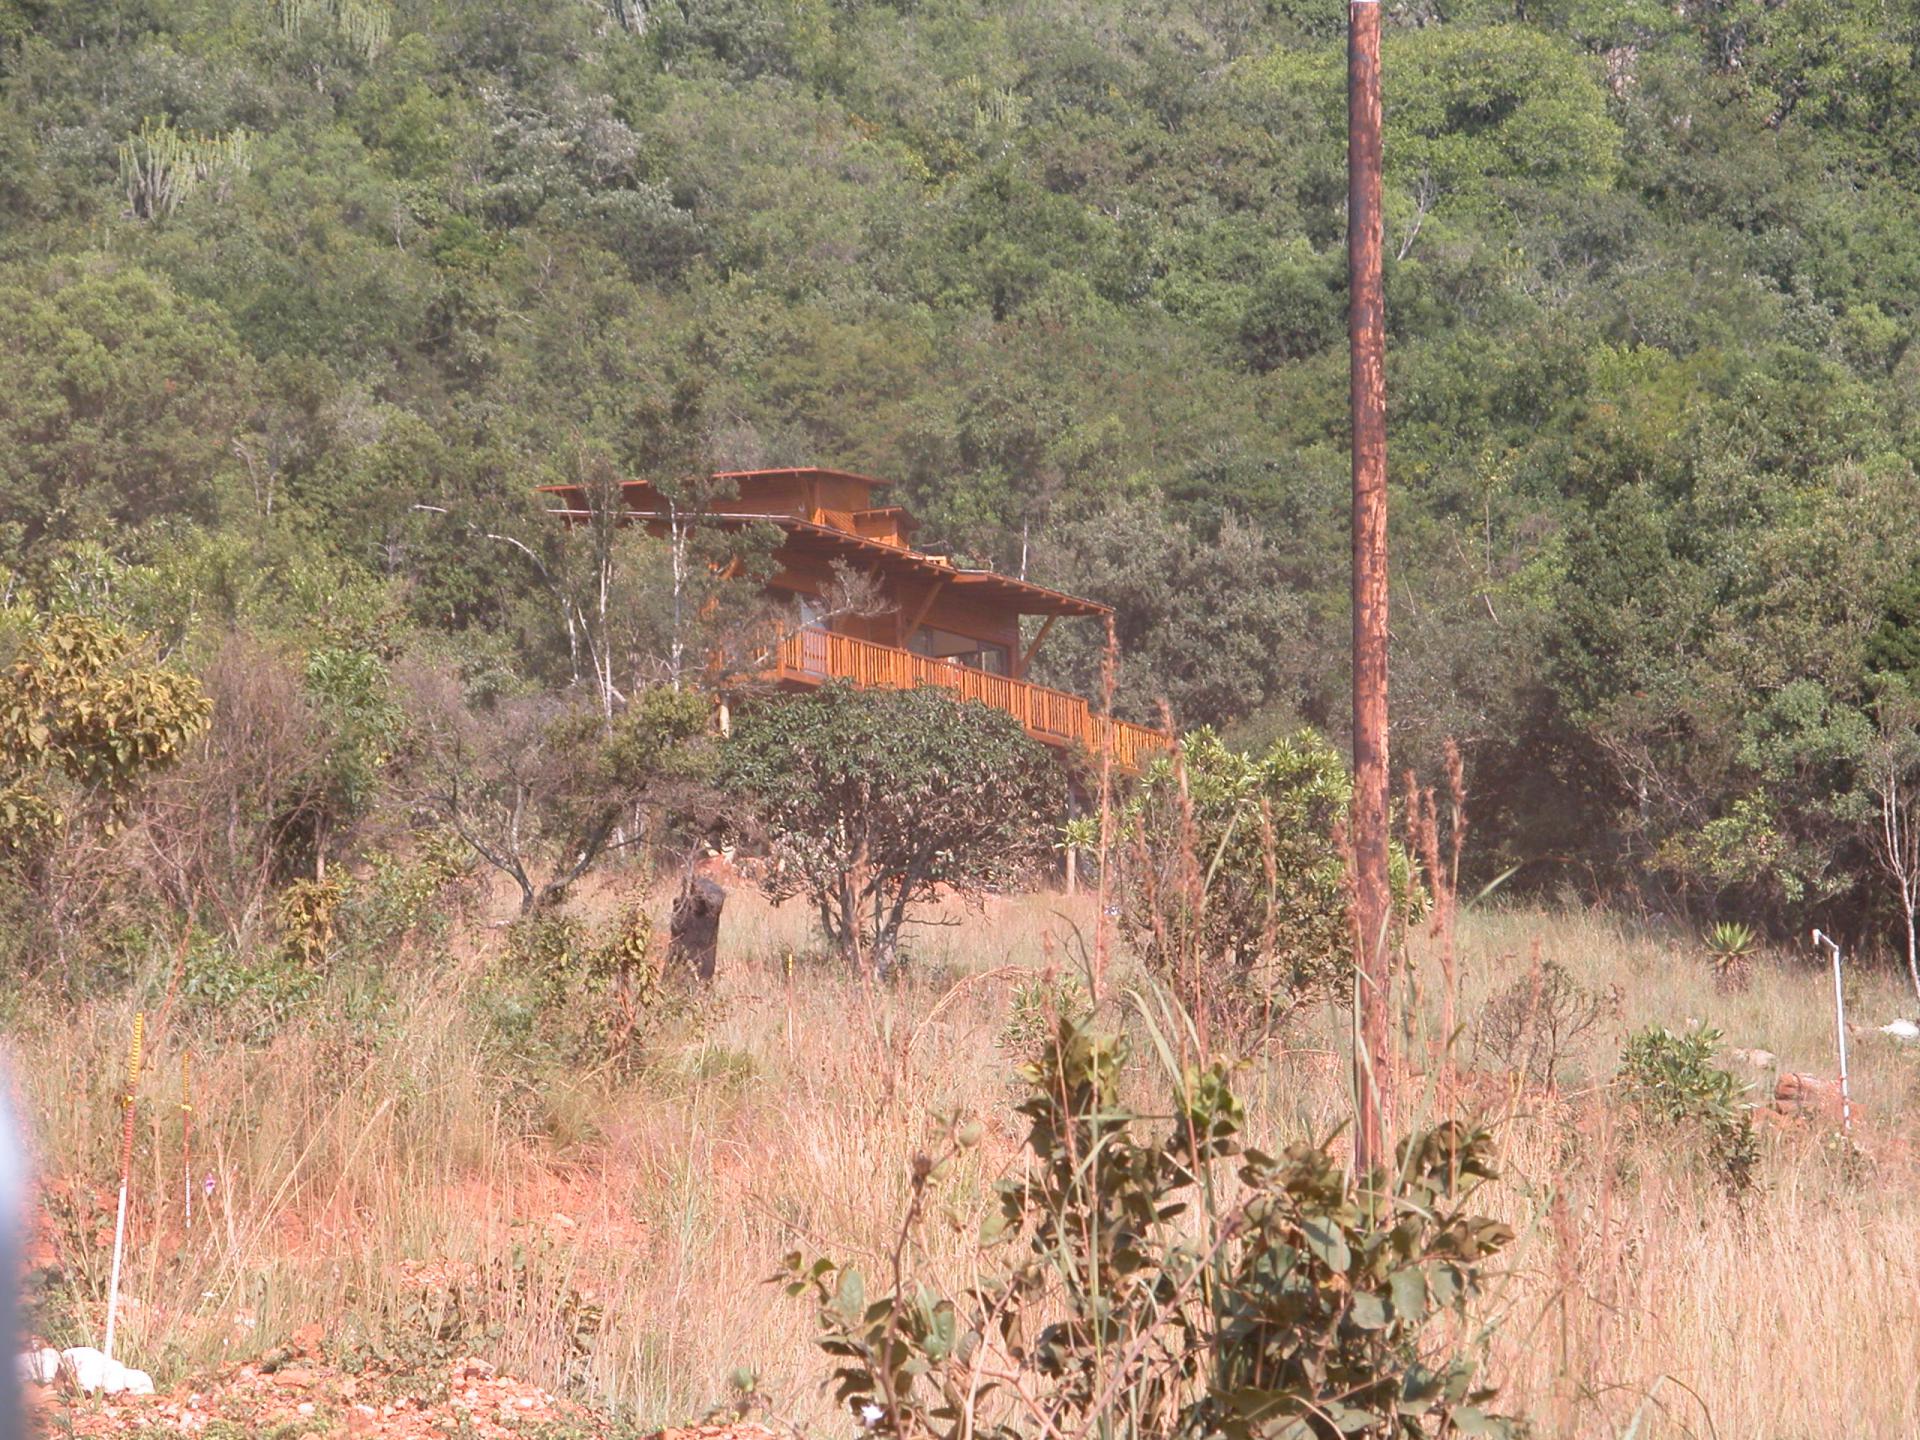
[774,629,1165,772]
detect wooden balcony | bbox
[773,629,1166,773]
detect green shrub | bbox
[723,684,1063,974]
[1120,728,1425,1036]
[1618,1025,1759,1191]
[997,971,1093,1062]
[490,902,690,1067]
[781,1020,1525,1440]
[349,832,472,952]
[180,933,322,1040]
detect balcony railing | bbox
[774,629,1165,772]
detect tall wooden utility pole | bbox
[1348,0,1392,1174]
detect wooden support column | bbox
[1016,614,1058,680]
[898,575,948,650]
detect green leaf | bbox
[1452,1405,1507,1436]
[1349,1290,1390,1330]
[925,1302,958,1361]
[1389,1264,1428,1320]
[1301,1216,1351,1273]
[834,1266,865,1320]
[1398,1362,1446,1414]
[1322,1401,1381,1434]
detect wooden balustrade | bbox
[776,629,1163,770]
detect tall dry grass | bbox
[13,881,1920,1438]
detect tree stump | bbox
[670,875,725,982]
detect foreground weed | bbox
[782,1019,1524,1440]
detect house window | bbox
[907,626,1009,675]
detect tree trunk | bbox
[869,927,899,980]
[670,875,726,982]
[1906,904,1918,1005]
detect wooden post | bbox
[104,1012,144,1363]
[181,1051,192,1233]
[898,576,948,651]
[1348,0,1392,1176]
[1017,614,1058,680]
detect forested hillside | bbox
[4,0,1920,933]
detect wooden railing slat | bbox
[777,629,1161,768]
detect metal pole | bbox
[1349,0,1392,1174]
[1813,930,1853,1137]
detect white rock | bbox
[116,1366,157,1397]
[59,1347,155,1396]
[18,1348,60,1385]
[60,1347,109,1392]
[1881,1019,1920,1040]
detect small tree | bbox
[553,448,786,710]
[1121,728,1360,1033]
[0,613,210,836]
[722,684,1062,973]
[405,667,714,914]
[1865,680,1920,1002]
[0,612,210,971]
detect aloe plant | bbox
[1704,921,1759,993]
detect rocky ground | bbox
[29,1341,569,1438]
[27,1339,789,1440]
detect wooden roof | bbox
[714,465,891,491]
[538,470,1111,620]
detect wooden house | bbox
[538,466,1163,770]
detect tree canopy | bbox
[722,683,1061,970]
[5,0,1920,937]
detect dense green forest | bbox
[5,0,1920,941]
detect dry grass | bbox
[13,880,1920,1438]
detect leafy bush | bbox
[276,876,343,971]
[0,612,210,975]
[1120,728,1423,1035]
[0,614,209,823]
[1617,1026,1759,1192]
[1474,957,1619,1089]
[723,683,1063,973]
[782,1021,1524,1440]
[996,970,1092,1063]
[491,901,689,1066]
[180,933,322,1040]
[348,832,474,954]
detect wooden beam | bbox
[1017,614,1058,679]
[898,575,948,649]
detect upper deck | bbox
[539,467,1166,769]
